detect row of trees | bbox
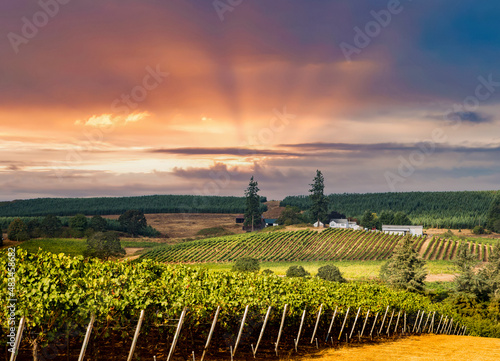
[282,190,498,229]
[5,210,152,241]
[0,194,266,217]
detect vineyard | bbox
[1,249,465,361]
[139,228,496,263]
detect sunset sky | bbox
[1,0,500,201]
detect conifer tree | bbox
[380,236,427,292]
[309,170,328,225]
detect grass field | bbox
[16,238,158,256]
[186,260,457,279]
[297,335,500,361]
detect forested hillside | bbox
[281,191,497,229]
[0,195,267,217]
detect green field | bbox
[187,260,456,278]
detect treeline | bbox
[1,213,160,240]
[281,191,497,229]
[0,195,267,217]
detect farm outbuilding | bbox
[235,215,245,224]
[329,219,361,230]
[264,218,278,227]
[382,225,423,236]
[313,221,324,227]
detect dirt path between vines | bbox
[295,335,500,361]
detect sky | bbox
[1,0,500,201]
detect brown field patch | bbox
[297,335,500,361]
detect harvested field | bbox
[297,335,500,361]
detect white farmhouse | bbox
[329,219,361,230]
[382,225,423,236]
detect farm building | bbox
[329,218,361,230]
[264,218,278,227]
[235,215,245,224]
[382,225,423,236]
[313,221,324,227]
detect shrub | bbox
[317,264,346,283]
[443,229,454,237]
[472,226,485,235]
[232,257,260,272]
[261,269,274,275]
[286,265,310,278]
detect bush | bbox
[232,257,260,272]
[443,229,454,237]
[472,226,485,235]
[261,269,274,275]
[286,265,310,278]
[317,264,346,283]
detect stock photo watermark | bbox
[53,64,169,180]
[190,106,296,198]
[339,0,412,62]
[384,73,500,191]
[6,247,17,353]
[213,0,244,22]
[7,0,73,54]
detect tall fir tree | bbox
[380,236,427,292]
[244,176,262,231]
[309,170,329,225]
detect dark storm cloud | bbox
[150,147,302,157]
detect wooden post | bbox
[369,312,379,338]
[411,310,421,333]
[349,307,361,339]
[200,306,220,361]
[436,315,443,334]
[393,311,401,334]
[422,312,431,333]
[274,304,288,356]
[403,312,407,334]
[9,316,25,361]
[338,307,350,341]
[325,306,338,343]
[310,304,323,344]
[428,311,436,333]
[77,313,95,361]
[294,308,307,352]
[167,307,187,361]
[378,306,389,335]
[127,309,145,361]
[446,319,453,335]
[232,305,249,357]
[252,306,272,358]
[386,309,395,336]
[360,310,370,338]
[417,311,425,333]
[439,317,448,334]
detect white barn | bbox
[382,225,423,236]
[313,221,324,228]
[329,219,361,230]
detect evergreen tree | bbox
[244,176,262,231]
[360,211,381,230]
[26,218,42,238]
[380,236,427,292]
[454,242,489,300]
[486,193,500,232]
[309,170,328,225]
